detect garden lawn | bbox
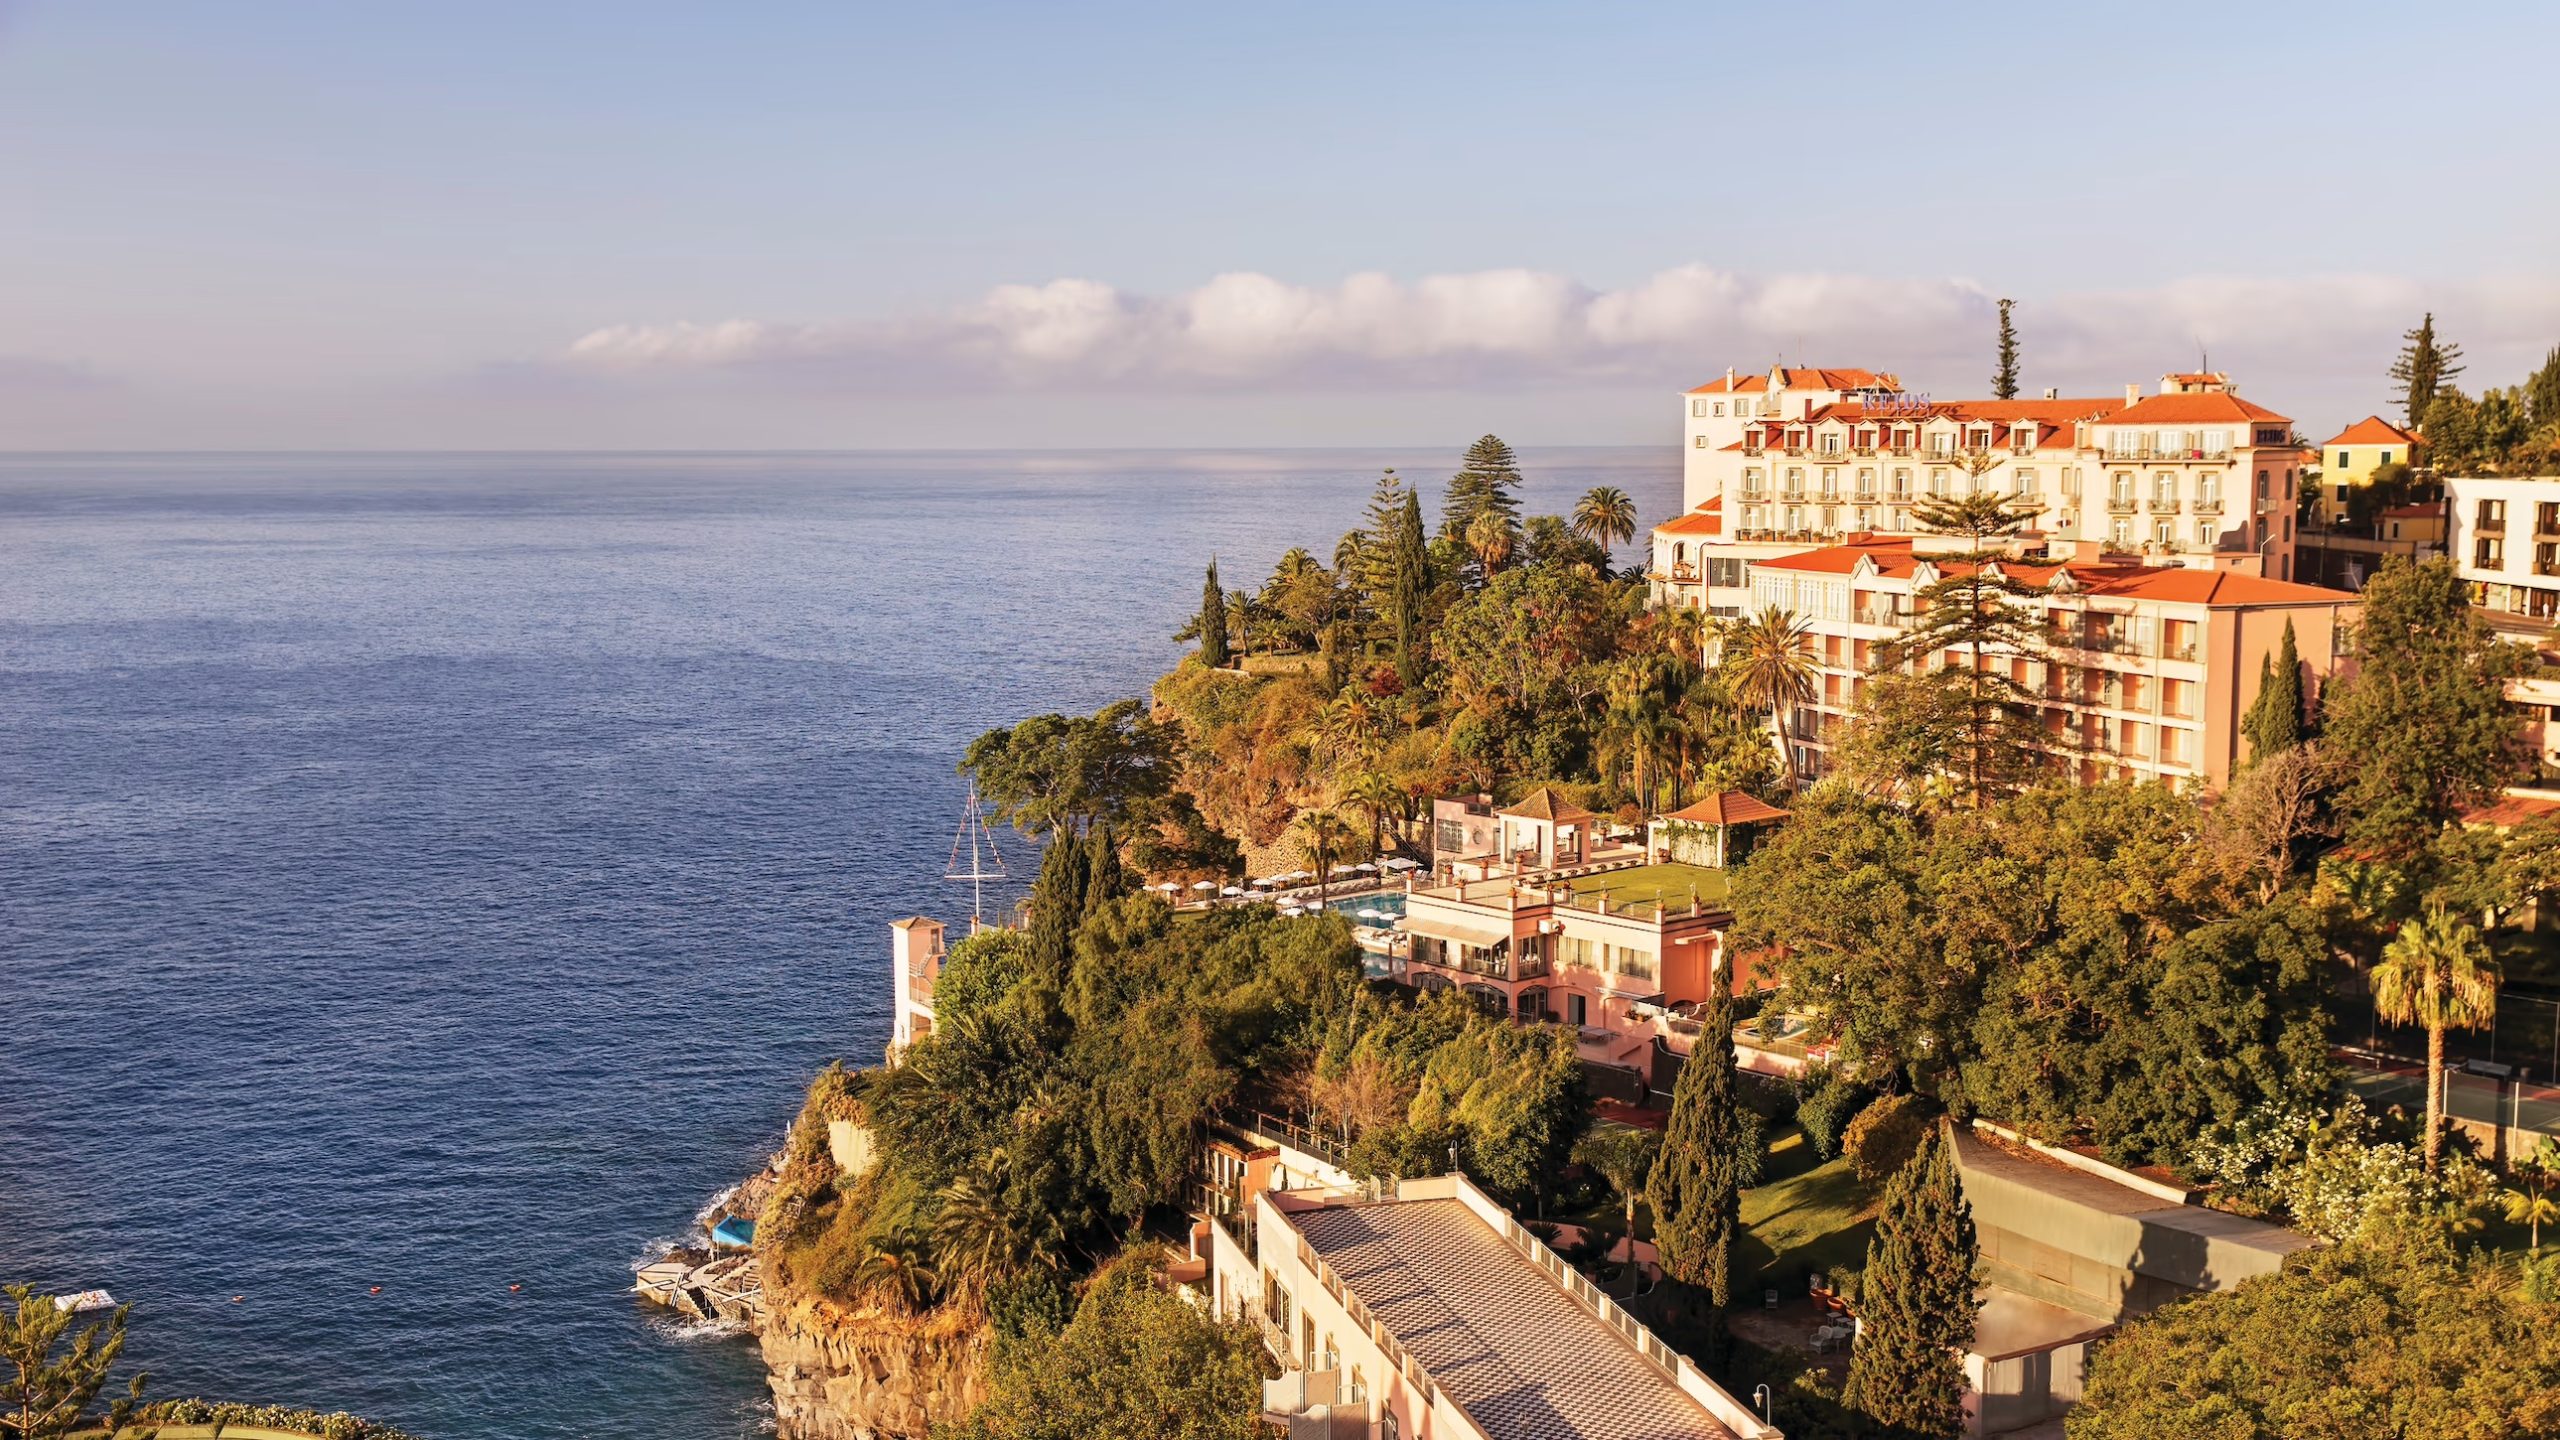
[1734,1127,1878,1293]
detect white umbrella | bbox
[1153,881,1182,893]
[1221,885,1245,897]
[1190,880,1217,892]
[1355,861,1378,872]
[1330,863,1357,875]
[1384,857,1418,870]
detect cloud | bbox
[0,354,113,391]
[553,265,2560,402]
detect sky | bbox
[2,0,2557,450]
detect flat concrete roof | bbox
[1973,1289,2114,1362]
[1288,1198,1735,1440]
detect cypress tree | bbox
[1991,298,2020,400]
[2527,346,2560,432]
[2242,619,2305,762]
[1392,489,1430,689]
[1843,1125,1978,1440]
[1026,831,1092,982]
[1645,979,1743,1305]
[2389,313,2467,431]
[1079,824,1126,917]
[1442,435,1524,544]
[1199,560,1230,668]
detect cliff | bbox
[757,1293,989,1440]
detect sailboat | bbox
[945,781,1008,933]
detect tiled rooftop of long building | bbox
[1286,1197,1737,1440]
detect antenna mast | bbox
[945,781,1008,933]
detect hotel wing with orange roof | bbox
[1739,537,2356,789]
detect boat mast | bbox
[945,781,1008,933]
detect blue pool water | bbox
[0,449,1673,1439]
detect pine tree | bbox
[1873,487,2049,806]
[1645,980,1743,1305]
[1843,1125,1978,1440]
[1992,298,2020,400]
[2389,313,2467,431]
[2526,347,2560,433]
[1198,561,1229,669]
[2242,619,2304,763]
[1392,489,1430,689]
[1080,824,1126,917]
[1442,435,1524,547]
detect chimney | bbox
[1726,366,1736,387]
[2124,383,2141,405]
[2043,387,2059,400]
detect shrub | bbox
[1842,1093,1932,1187]
[144,1401,422,1440]
[1796,1072,1866,1161]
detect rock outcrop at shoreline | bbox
[756,1295,988,1440]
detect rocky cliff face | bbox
[756,1298,988,1440]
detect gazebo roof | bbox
[1498,786,1597,824]
[1659,791,1790,827]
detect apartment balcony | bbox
[1664,563,1699,582]
[2162,640,2199,662]
[1851,444,1879,456]
[2102,445,2235,463]
[2478,519,2508,536]
[1855,605,1914,629]
[2148,496,2183,514]
[1888,445,1915,457]
[2535,561,2560,579]
[1853,488,1879,503]
[2193,497,2225,515]
[2105,495,2140,514]
[1779,487,1807,503]
[1739,486,1769,503]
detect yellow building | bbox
[2314,415,2422,523]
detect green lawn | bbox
[1734,1128,1878,1292]
[1552,863,1729,917]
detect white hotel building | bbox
[1653,366,2307,619]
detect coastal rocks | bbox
[757,1298,988,1440]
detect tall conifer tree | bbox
[2241,619,2304,762]
[1991,298,2020,400]
[1391,490,1430,689]
[1441,435,1524,547]
[1873,487,2048,806]
[1026,830,1092,983]
[2390,313,2467,430]
[1198,561,1229,668]
[1645,979,1743,1305]
[1843,1126,1978,1440]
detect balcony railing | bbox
[1666,563,1699,582]
[2148,497,2182,513]
[2163,640,2199,662]
[2192,497,2225,515]
[2535,561,2560,579]
[1856,605,1914,629]
[2102,444,2234,462]
[2478,516,2508,535]
[2105,496,2139,514]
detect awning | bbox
[1407,915,1511,951]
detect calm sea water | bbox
[0,449,1675,1440]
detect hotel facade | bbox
[1655,367,2308,621]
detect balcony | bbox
[1853,487,1879,502]
[1856,605,1914,629]
[1739,486,1770,502]
[2192,497,2225,515]
[2101,444,2235,463]
[1665,562,1699,582]
[1779,487,1807,503]
[2148,496,2182,514]
[2105,496,2139,514]
[2536,561,2560,579]
[2163,640,2199,662]
[2478,516,2509,536]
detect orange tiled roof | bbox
[2322,415,2420,448]
[2109,392,2290,425]
[1687,366,1895,395]
[1752,540,2355,607]
[1687,374,1769,395]
[1660,791,1790,827]
[1656,499,1724,537]
[1501,786,1597,823]
[2466,793,2560,830]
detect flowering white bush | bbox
[2190,1097,2471,1241]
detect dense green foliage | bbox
[942,1249,1266,1440]
[2321,557,2529,859]
[1841,1092,1931,1188]
[3,1286,146,1440]
[2067,1226,2560,1439]
[143,1400,425,1440]
[1843,1128,1977,1440]
[1874,491,2048,807]
[1734,783,2334,1169]
[1648,982,1746,1304]
[962,699,1178,842]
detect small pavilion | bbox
[1649,791,1790,869]
[1495,786,1597,870]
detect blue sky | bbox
[3,0,2555,448]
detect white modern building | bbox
[2446,474,2560,628]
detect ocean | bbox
[0,448,1677,1440]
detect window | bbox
[1706,557,1746,587]
[2153,519,2173,545]
[1382,1409,1400,1440]
[2197,520,2215,547]
[1693,435,1707,448]
[2336,449,2350,470]
[1929,468,1949,496]
[2153,472,2177,502]
[1712,402,1726,417]
[2018,467,2039,495]
[1692,399,1709,418]
[1890,467,1911,497]
[1565,993,1587,1026]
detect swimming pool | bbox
[1324,892,1407,922]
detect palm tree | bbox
[2503,1187,2559,1253]
[2372,904,2501,1171]
[1572,1123,1662,1297]
[1465,511,1515,578]
[851,1231,940,1313]
[1343,771,1408,857]
[1571,486,1640,570]
[930,1174,1020,1297]
[1290,808,1360,904]
[1724,606,1821,789]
